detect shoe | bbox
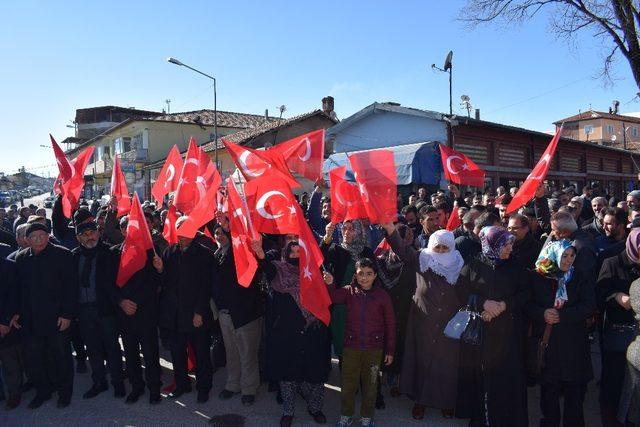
[335,416,354,427]
[389,386,401,398]
[5,394,21,410]
[241,394,255,406]
[113,383,126,398]
[56,396,71,408]
[308,410,327,424]
[27,394,51,409]
[168,386,191,399]
[197,390,209,403]
[375,393,385,410]
[276,389,283,404]
[149,393,162,405]
[441,408,454,419]
[82,382,108,399]
[280,415,294,427]
[218,389,239,400]
[76,360,88,374]
[412,403,425,420]
[125,389,144,404]
[360,417,374,427]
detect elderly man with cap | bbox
[12,206,31,234]
[111,214,163,405]
[70,208,125,400]
[159,215,214,403]
[13,222,78,408]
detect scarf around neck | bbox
[418,229,464,285]
[271,259,316,325]
[479,225,515,266]
[341,219,366,261]
[535,240,575,307]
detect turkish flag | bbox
[61,146,95,218]
[374,238,391,256]
[223,139,300,189]
[273,129,325,181]
[162,205,179,246]
[328,166,367,223]
[51,134,74,195]
[439,144,485,188]
[173,138,218,214]
[110,157,131,217]
[506,126,562,214]
[116,194,154,287]
[295,203,331,325]
[176,169,222,239]
[348,149,397,224]
[446,205,461,231]
[152,145,183,206]
[226,179,259,287]
[244,173,300,235]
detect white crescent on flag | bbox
[528,154,551,180]
[298,237,312,279]
[335,180,357,207]
[256,190,288,220]
[239,151,266,178]
[446,155,463,175]
[164,164,176,188]
[298,138,312,162]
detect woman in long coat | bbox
[526,240,595,426]
[382,224,465,420]
[253,241,331,427]
[455,225,530,427]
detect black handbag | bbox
[460,295,483,346]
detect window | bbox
[607,124,615,134]
[584,125,594,136]
[633,127,638,138]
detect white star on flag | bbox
[232,236,242,248]
[303,265,312,279]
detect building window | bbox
[633,127,638,138]
[607,124,614,134]
[584,125,594,136]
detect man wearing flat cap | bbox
[70,208,125,400]
[13,222,78,409]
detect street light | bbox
[167,57,218,167]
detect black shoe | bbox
[125,389,144,404]
[241,394,255,406]
[168,387,191,399]
[56,396,71,408]
[149,393,161,405]
[113,383,126,398]
[76,360,88,374]
[280,415,294,427]
[82,382,108,399]
[276,390,283,404]
[218,389,239,400]
[28,394,51,409]
[197,390,209,403]
[308,410,327,424]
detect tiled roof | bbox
[554,110,640,125]
[145,109,278,129]
[201,110,336,152]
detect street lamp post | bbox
[167,57,218,167]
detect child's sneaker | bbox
[336,416,354,427]
[360,418,374,427]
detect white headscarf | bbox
[418,229,464,285]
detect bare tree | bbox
[460,0,640,91]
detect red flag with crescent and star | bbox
[152,145,183,206]
[176,168,222,239]
[272,129,325,182]
[328,166,367,223]
[439,144,485,188]
[446,204,462,231]
[51,134,74,195]
[173,138,218,214]
[348,149,398,224]
[162,204,179,246]
[110,157,132,217]
[243,172,301,235]
[226,179,258,287]
[506,125,562,214]
[51,136,95,218]
[116,194,154,287]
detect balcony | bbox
[119,148,148,162]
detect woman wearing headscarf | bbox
[618,267,640,425]
[380,223,465,420]
[252,240,331,427]
[376,224,416,398]
[321,220,375,360]
[526,241,595,427]
[598,228,640,425]
[455,225,530,427]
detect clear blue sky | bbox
[1,0,638,176]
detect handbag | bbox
[527,323,553,381]
[444,308,472,340]
[444,295,483,345]
[461,294,483,346]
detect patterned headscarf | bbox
[418,229,464,285]
[626,228,640,264]
[341,219,367,261]
[479,226,515,264]
[535,240,575,308]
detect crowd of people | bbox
[1,180,640,427]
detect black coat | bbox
[455,256,530,426]
[320,241,375,287]
[454,234,481,264]
[211,244,263,329]
[0,257,19,349]
[511,233,542,270]
[71,241,119,317]
[525,270,595,383]
[262,260,331,384]
[597,251,639,325]
[14,243,78,336]
[111,246,160,330]
[159,242,213,333]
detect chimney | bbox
[265,109,269,119]
[322,96,334,114]
[475,109,480,120]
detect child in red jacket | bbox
[324,258,396,427]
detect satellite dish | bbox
[444,51,453,71]
[612,135,617,142]
[461,95,470,102]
